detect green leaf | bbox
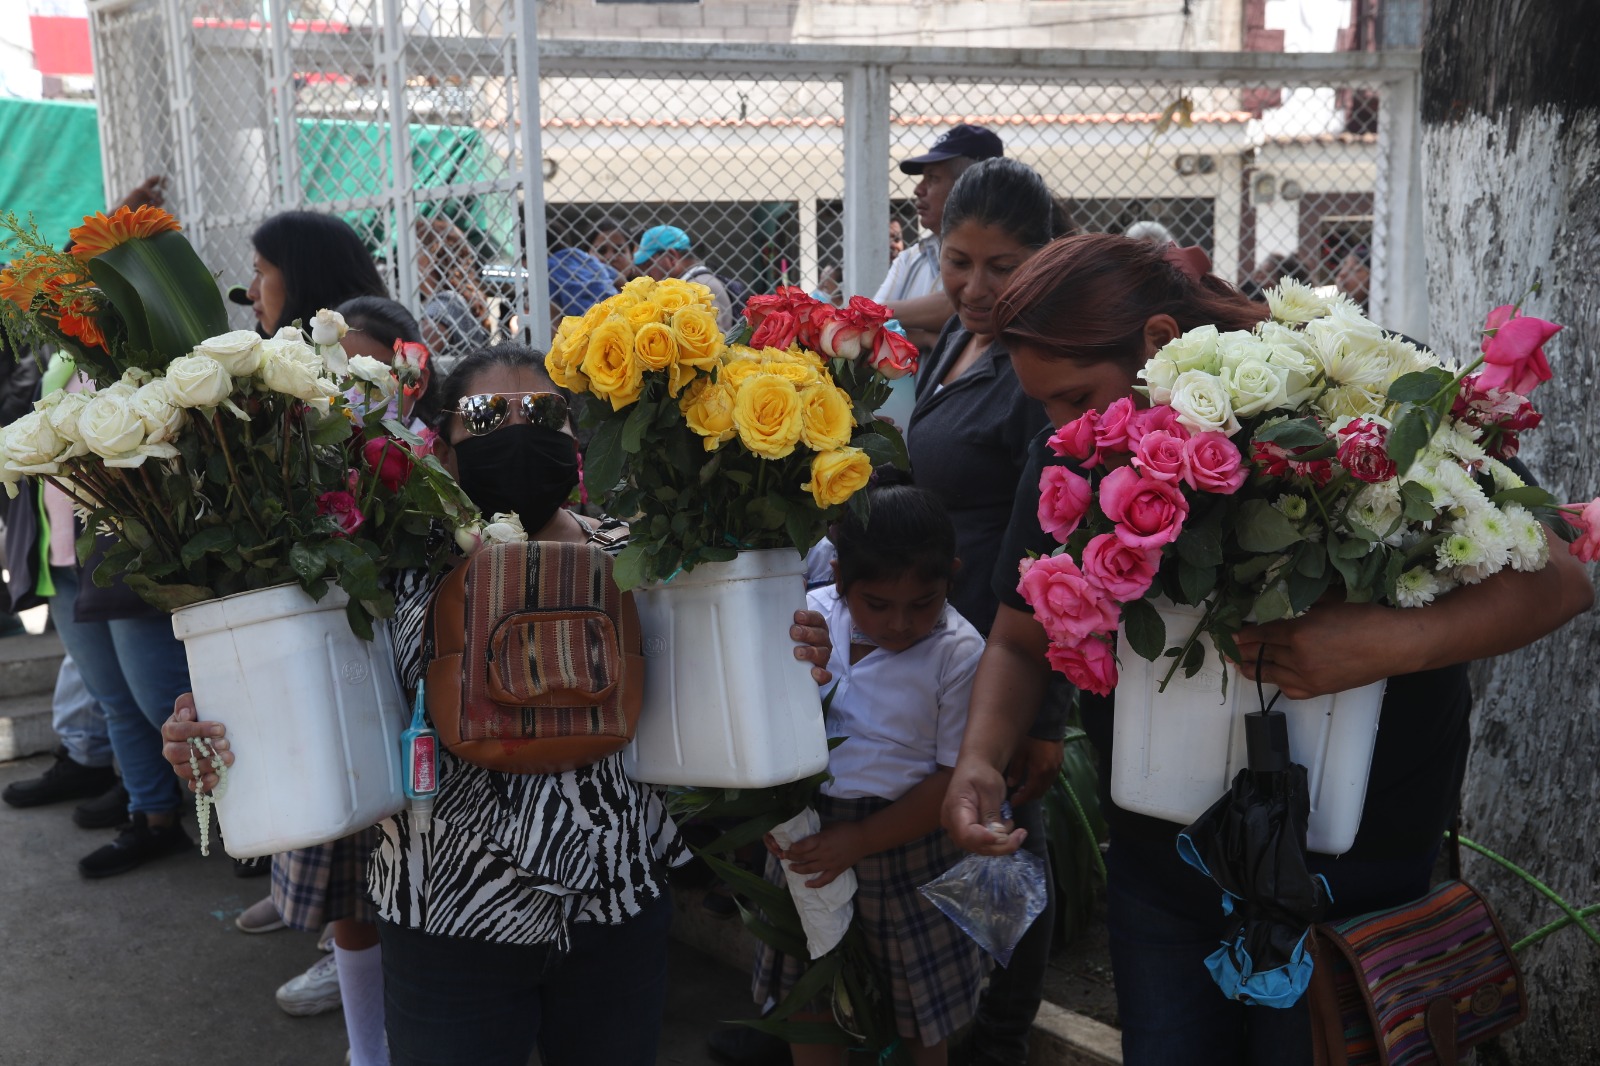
[620,398,655,454]
[1175,523,1223,569]
[1491,485,1557,509]
[180,526,237,568]
[1251,582,1294,622]
[1181,639,1206,679]
[1293,544,1326,578]
[1232,554,1279,583]
[1255,418,1328,449]
[120,574,216,611]
[1235,499,1305,553]
[1121,597,1166,662]
[87,230,229,362]
[308,409,355,447]
[766,954,843,1022]
[1385,368,1454,404]
[1287,565,1332,614]
[1177,561,1217,606]
[584,417,627,496]
[1385,405,1436,476]
[1395,481,1435,522]
[860,419,910,469]
[289,542,328,582]
[343,598,374,641]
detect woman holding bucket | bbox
[938,234,1593,1066]
[162,343,836,1065]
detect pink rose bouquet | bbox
[1018,282,1598,697]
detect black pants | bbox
[378,890,674,1066]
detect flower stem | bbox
[1449,831,1600,950]
[212,412,268,540]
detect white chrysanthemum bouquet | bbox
[1019,280,1599,696]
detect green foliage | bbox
[1042,726,1108,947]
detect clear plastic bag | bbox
[919,848,1049,967]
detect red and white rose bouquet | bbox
[1019,280,1598,696]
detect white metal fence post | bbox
[159,0,203,258]
[514,8,552,346]
[380,0,418,308]
[266,0,301,213]
[842,63,891,301]
[1373,69,1428,343]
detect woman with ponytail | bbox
[903,156,1071,1064]
[940,234,1592,1066]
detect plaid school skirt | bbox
[270,827,381,932]
[752,793,988,1047]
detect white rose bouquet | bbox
[0,208,475,636]
[1018,280,1600,696]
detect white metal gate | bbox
[87,3,1427,348]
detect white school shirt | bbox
[809,584,986,801]
[872,234,942,305]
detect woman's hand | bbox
[791,608,832,685]
[160,693,232,793]
[1005,737,1065,808]
[779,821,867,889]
[942,755,1026,856]
[1231,601,1411,700]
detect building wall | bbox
[535,0,1245,50]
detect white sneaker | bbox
[275,953,342,1016]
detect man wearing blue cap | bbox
[634,225,736,332]
[874,123,1003,351]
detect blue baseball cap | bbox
[899,123,1004,175]
[633,225,692,266]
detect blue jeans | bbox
[970,798,1054,1065]
[52,654,113,768]
[1106,831,1436,1066]
[378,890,673,1066]
[48,566,189,816]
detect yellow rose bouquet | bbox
[546,277,902,587]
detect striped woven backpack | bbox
[1308,879,1526,1066]
[422,527,644,775]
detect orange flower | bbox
[55,309,107,349]
[0,255,53,308]
[69,205,181,261]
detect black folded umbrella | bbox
[1176,704,1331,1008]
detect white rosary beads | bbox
[187,737,228,857]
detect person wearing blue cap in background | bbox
[874,123,1004,353]
[634,225,737,333]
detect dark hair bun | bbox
[869,465,914,488]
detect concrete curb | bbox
[668,886,1123,1065]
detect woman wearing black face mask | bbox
[167,343,834,1065]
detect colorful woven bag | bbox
[1308,880,1527,1066]
[423,531,644,774]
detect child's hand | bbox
[763,831,784,860]
[781,823,866,889]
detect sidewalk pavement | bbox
[0,753,755,1066]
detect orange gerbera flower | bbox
[69,205,181,261]
[0,254,53,308]
[56,308,107,349]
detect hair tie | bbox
[1162,244,1212,283]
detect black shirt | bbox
[908,317,1051,635]
[992,427,1475,860]
[909,317,1072,741]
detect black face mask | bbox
[452,423,580,531]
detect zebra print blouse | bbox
[367,519,687,948]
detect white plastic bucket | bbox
[1112,598,1385,855]
[171,583,408,858]
[625,549,831,788]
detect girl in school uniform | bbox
[757,474,989,1066]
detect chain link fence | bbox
[88,7,1412,350]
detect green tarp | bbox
[0,98,511,261]
[0,97,106,251]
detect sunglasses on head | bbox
[455,392,569,436]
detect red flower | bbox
[1452,374,1542,460]
[1049,410,1101,466]
[1045,637,1118,696]
[1091,397,1138,455]
[316,491,365,537]
[1335,419,1399,483]
[362,437,416,492]
[866,328,918,380]
[1037,466,1092,543]
[749,310,800,350]
[845,295,893,330]
[1479,305,1561,396]
[1251,438,1334,486]
[1099,467,1189,549]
